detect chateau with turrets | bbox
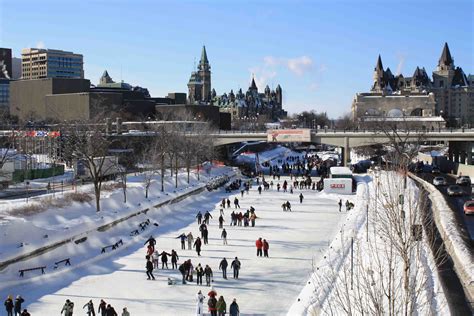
[187,46,287,122]
[352,42,473,127]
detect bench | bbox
[101,239,123,253]
[130,229,140,236]
[54,258,71,268]
[139,219,151,231]
[19,266,46,277]
[74,236,87,244]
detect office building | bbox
[21,48,84,79]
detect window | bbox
[440,80,444,87]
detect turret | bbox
[438,42,454,71]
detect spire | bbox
[439,42,454,67]
[250,76,258,90]
[200,45,209,65]
[276,84,282,91]
[375,54,383,72]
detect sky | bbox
[0,0,473,118]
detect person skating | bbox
[178,262,187,284]
[202,227,209,245]
[20,309,30,316]
[144,236,156,252]
[199,223,207,238]
[299,193,304,203]
[146,255,155,280]
[196,290,205,316]
[282,202,287,211]
[196,211,203,224]
[226,198,231,208]
[176,233,187,250]
[216,296,227,316]
[171,249,179,269]
[338,199,342,212]
[204,264,213,286]
[229,298,239,316]
[218,215,225,229]
[98,299,107,316]
[195,263,204,285]
[194,237,202,256]
[256,237,263,257]
[221,228,228,245]
[250,212,257,227]
[204,211,213,225]
[258,185,262,194]
[234,197,240,208]
[263,239,269,257]
[187,232,194,250]
[286,200,292,211]
[14,295,24,316]
[160,251,171,269]
[121,307,130,316]
[231,257,241,279]
[221,198,226,208]
[237,212,243,226]
[219,258,228,279]
[230,211,236,226]
[4,295,13,316]
[186,259,194,282]
[61,299,74,316]
[208,294,217,316]
[277,183,280,192]
[105,304,118,316]
[152,250,159,269]
[83,300,95,316]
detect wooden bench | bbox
[101,239,123,253]
[130,229,139,236]
[19,266,46,277]
[54,258,71,268]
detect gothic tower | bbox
[187,71,202,104]
[275,84,282,106]
[372,55,385,92]
[198,45,211,103]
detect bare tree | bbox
[62,119,114,212]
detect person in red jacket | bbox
[263,239,269,257]
[255,237,263,257]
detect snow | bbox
[329,166,352,176]
[0,169,349,315]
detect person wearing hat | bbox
[196,290,205,316]
[20,309,30,316]
[14,295,24,316]
[82,299,95,316]
[61,299,74,316]
[4,295,14,316]
[121,307,130,316]
[229,298,240,316]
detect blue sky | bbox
[1,0,472,118]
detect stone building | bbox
[187,46,211,104]
[353,42,473,127]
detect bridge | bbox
[211,129,474,166]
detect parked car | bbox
[463,200,474,215]
[433,176,447,186]
[456,176,471,186]
[447,185,464,197]
[431,167,441,174]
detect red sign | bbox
[330,183,345,189]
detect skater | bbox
[171,249,179,269]
[250,212,257,227]
[187,232,194,250]
[220,208,224,216]
[221,199,226,208]
[4,295,13,316]
[83,300,95,316]
[221,228,228,245]
[152,250,159,269]
[208,294,218,316]
[199,223,207,238]
[187,260,194,282]
[286,201,292,211]
[234,197,240,208]
[14,295,24,316]
[20,310,30,316]
[60,299,74,316]
[160,251,171,269]
[241,189,244,197]
[237,212,243,226]
[263,239,269,257]
[226,198,231,208]
[218,215,225,229]
[229,298,240,316]
[194,237,202,256]
[98,300,107,316]
[196,211,203,224]
[177,233,187,250]
[204,264,213,286]
[204,211,213,225]
[196,290,205,316]
[121,308,129,316]
[202,226,209,245]
[231,257,241,279]
[338,199,342,212]
[144,236,156,252]
[219,257,228,279]
[299,193,304,203]
[216,296,227,316]
[146,244,154,257]
[230,211,236,226]
[178,262,187,284]
[195,264,204,285]
[282,202,287,211]
[146,256,155,280]
[277,183,280,192]
[256,238,263,257]
[258,185,262,194]
[105,304,118,316]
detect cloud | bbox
[248,66,277,90]
[36,41,45,49]
[263,55,314,76]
